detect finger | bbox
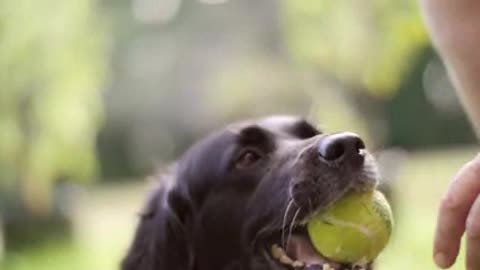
[466,195,480,270]
[434,154,480,268]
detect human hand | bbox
[434,154,480,269]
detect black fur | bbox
[122,116,378,270]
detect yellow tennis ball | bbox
[307,190,393,264]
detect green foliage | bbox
[0,0,109,212]
[385,48,476,148]
[282,0,429,98]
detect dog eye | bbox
[235,150,261,169]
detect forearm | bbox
[420,0,480,137]
[445,54,480,137]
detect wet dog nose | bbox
[318,132,365,163]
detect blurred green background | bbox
[0,0,477,269]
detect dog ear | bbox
[121,176,193,270]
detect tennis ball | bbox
[307,190,393,264]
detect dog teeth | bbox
[352,257,368,269]
[271,244,293,264]
[292,260,305,268]
[270,244,284,260]
[270,244,367,270]
[322,264,333,270]
[279,254,294,265]
[271,244,306,268]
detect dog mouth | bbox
[269,226,336,270]
[265,226,369,270]
[262,147,378,270]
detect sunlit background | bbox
[0,0,477,269]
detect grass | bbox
[1,146,479,270]
[1,182,148,270]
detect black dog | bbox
[122,116,379,270]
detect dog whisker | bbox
[286,207,301,250]
[307,198,314,214]
[282,199,295,249]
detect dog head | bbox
[122,115,378,270]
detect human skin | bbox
[419,0,480,269]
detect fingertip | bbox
[465,195,480,270]
[434,252,455,269]
[433,205,463,269]
[434,195,464,265]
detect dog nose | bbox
[318,132,365,163]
